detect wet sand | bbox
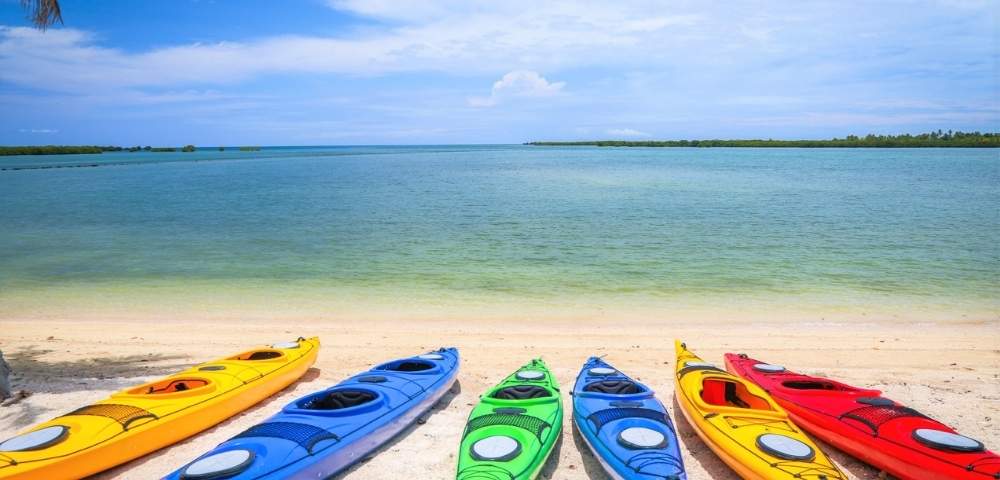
[0,314,997,479]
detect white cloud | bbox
[468,70,565,107]
[465,97,496,108]
[325,0,479,22]
[493,71,565,96]
[606,128,649,137]
[18,128,58,133]
[725,95,807,106]
[737,111,1000,127]
[0,2,704,94]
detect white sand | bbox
[0,314,997,479]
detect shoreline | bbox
[1,315,996,479]
[2,306,997,328]
[2,281,998,327]
[1,292,996,326]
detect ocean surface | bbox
[1,146,997,319]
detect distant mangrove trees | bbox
[0,145,118,155]
[0,144,212,156]
[528,131,999,148]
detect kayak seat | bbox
[492,385,551,400]
[583,380,644,395]
[247,351,283,361]
[701,380,726,405]
[140,378,209,394]
[232,421,339,453]
[300,389,377,410]
[378,360,435,372]
[63,403,157,430]
[464,413,551,440]
[701,379,771,410]
[229,350,284,361]
[782,379,863,393]
[587,407,670,432]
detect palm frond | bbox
[20,0,63,30]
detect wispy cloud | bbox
[606,128,649,137]
[18,128,58,134]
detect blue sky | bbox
[0,0,996,145]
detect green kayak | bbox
[456,358,563,479]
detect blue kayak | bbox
[572,357,686,480]
[165,348,459,480]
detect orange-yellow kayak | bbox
[0,337,319,480]
[673,340,844,480]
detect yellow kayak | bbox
[673,340,844,480]
[0,337,319,480]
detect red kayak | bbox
[724,353,999,480]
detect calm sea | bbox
[1,146,997,318]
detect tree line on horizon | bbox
[0,145,267,156]
[528,130,999,148]
[0,145,196,155]
[1,131,996,157]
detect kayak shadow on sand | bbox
[0,345,191,429]
[4,345,191,394]
[538,428,565,478]
[670,396,741,480]
[94,366,325,479]
[332,378,464,479]
[811,436,886,480]
[570,421,614,479]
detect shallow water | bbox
[1,146,997,317]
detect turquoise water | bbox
[1,146,997,316]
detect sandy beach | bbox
[1,311,996,479]
[2,0,998,477]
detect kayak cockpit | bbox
[583,380,645,395]
[284,387,386,416]
[782,380,840,390]
[298,389,378,410]
[384,361,432,371]
[128,378,212,395]
[700,379,772,410]
[376,359,436,372]
[491,385,551,400]
[230,351,284,361]
[779,378,876,396]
